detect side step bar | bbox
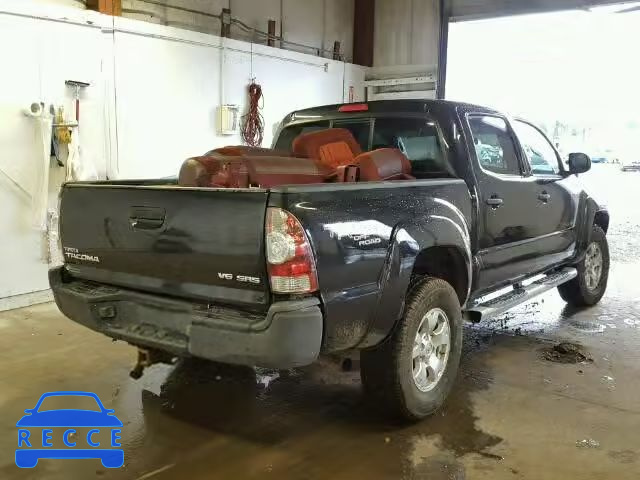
[465,267,578,322]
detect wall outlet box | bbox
[217,104,240,135]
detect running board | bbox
[465,267,578,322]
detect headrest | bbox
[317,141,356,169]
[355,148,413,181]
[292,128,362,161]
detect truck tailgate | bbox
[59,184,269,310]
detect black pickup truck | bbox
[50,100,609,420]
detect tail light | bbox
[265,207,318,294]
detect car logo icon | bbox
[16,391,123,468]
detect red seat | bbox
[354,148,414,181]
[243,156,329,187]
[207,146,292,157]
[178,154,328,188]
[178,155,248,188]
[292,128,362,169]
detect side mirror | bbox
[568,152,591,175]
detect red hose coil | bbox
[241,82,264,147]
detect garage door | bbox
[450,0,640,21]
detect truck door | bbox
[467,114,552,291]
[511,119,576,265]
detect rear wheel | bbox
[558,224,609,307]
[360,277,463,420]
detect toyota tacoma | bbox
[50,100,610,420]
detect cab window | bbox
[274,116,452,178]
[273,121,329,151]
[372,117,452,177]
[513,120,561,175]
[332,119,372,151]
[468,116,522,176]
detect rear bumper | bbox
[49,267,323,369]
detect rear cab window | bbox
[274,115,453,179]
[333,119,372,151]
[273,121,330,151]
[373,117,452,177]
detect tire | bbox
[558,224,609,307]
[360,277,463,421]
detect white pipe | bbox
[113,25,329,70]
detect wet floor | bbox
[1,165,639,479]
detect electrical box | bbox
[217,104,240,135]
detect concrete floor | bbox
[1,165,639,479]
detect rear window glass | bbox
[273,121,330,151]
[274,116,452,178]
[332,119,371,152]
[373,118,451,177]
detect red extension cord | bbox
[241,82,265,147]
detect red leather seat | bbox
[292,128,362,169]
[207,146,292,157]
[354,148,414,181]
[243,156,328,187]
[178,155,248,188]
[178,154,328,188]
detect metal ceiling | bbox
[449,0,640,21]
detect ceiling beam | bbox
[353,0,375,67]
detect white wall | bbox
[121,0,354,61]
[28,0,356,60]
[0,3,107,304]
[0,0,367,304]
[112,18,366,178]
[373,0,440,67]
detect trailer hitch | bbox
[129,348,174,379]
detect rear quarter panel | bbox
[270,180,472,352]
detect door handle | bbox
[538,192,551,202]
[486,196,504,208]
[129,206,165,230]
[130,218,164,230]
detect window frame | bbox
[370,114,453,177]
[465,113,528,179]
[512,118,565,178]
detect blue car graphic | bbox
[16,391,123,468]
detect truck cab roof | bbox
[283,99,502,125]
